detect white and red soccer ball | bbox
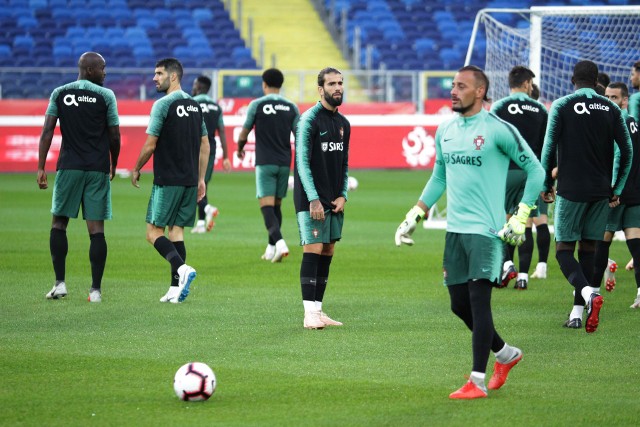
[173,362,216,401]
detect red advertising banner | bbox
[0,100,448,173]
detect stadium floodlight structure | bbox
[464,6,640,103]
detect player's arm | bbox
[612,109,633,198]
[105,90,121,181]
[217,114,231,171]
[332,121,349,214]
[107,125,121,181]
[540,102,559,201]
[629,96,639,122]
[131,135,157,188]
[499,126,545,246]
[37,114,58,190]
[236,100,257,160]
[395,128,446,246]
[197,134,210,202]
[295,113,322,219]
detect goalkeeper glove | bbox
[498,203,534,246]
[395,206,426,246]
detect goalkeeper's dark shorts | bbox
[443,232,502,286]
[554,195,608,242]
[296,210,343,245]
[605,204,640,233]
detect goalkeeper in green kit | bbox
[395,66,544,399]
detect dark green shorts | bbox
[534,194,549,217]
[605,204,640,232]
[505,169,526,215]
[443,232,502,286]
[554,195,609,242]
[145,185,197,228]
[256,164,289,199]
[51,169,112,220]
[296,210,344,245]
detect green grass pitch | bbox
[0,171,638,426]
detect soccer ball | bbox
[288,175,294,190]
[347,176,358,190]
[173,362,216,401]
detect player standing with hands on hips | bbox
[38,52,121,303]
[131,58,210,303]
[294,67,350,329]
[395,65,545,399]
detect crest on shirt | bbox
[321,142,328,152]
[472,135,485,150]
[339,127,344,140]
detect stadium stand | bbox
[0,0,634,99]
[0,0,256,98]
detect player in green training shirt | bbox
[541,61,632,333]
[38,52,121,303]
[628,61,640,122]
[236,69,300,263]
[395,65,544,399]
[490,66,548,290]
[131,58,210,304]
[191,75,231,234]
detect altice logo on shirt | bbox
[63,94,97,107]
[177,104,199,117]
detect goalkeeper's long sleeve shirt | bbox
[419,108,545,239]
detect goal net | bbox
[465,6,640,103]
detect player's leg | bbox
[270,166,291,262]
[622,207,640,308]
[257,165,284,260]
[297,210,325,329]
[46,169,84,299]
[501,170,525,288]
[531,196,550,279]
[146,185,195,303]
[515,221,534,289]
[626,235,640,308]
[578,200,610,332]
[83,171,112,302]
[47,215,70,299]
[193,154,217,233]
[316,211,344,326]
[170,186,199,302]
[593,223,616,293]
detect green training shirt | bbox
[146,90,207,186]
[243,93,299,166]
[45,79,119,173]
[419,109,544,238]
[490,91,547,168]
[628,92,640,122]
[192,93,224,157]
[541,88,632,202]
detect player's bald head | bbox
[78,52,105,70]
[77,52,106,86]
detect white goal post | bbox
[465,6,640,103]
